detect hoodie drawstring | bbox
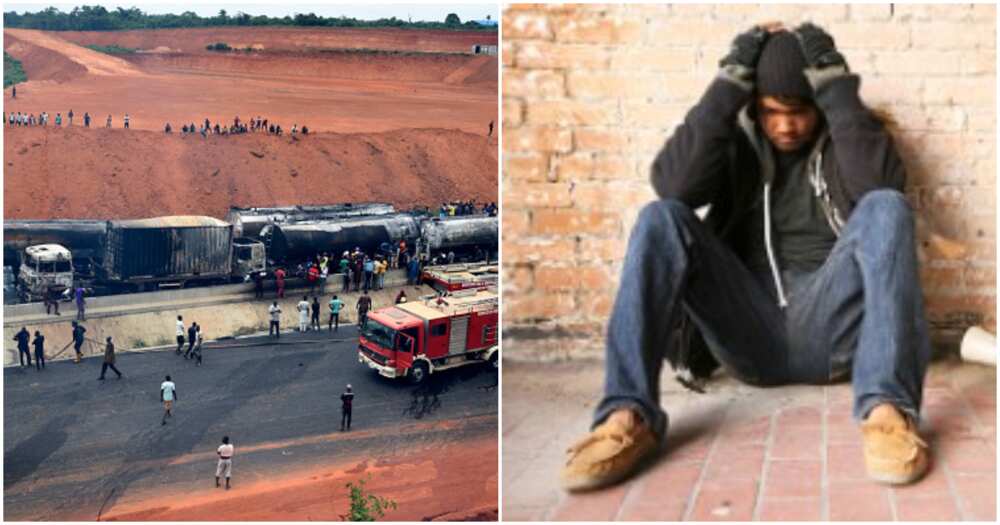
[763,183,789,308]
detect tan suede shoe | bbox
[560,417,659,492]
[861,405,930,485]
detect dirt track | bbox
[100,435,498,521]
[2,26,497,219]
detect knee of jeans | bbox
[637,199,695,230]
[854,189,912,230]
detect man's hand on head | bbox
[717,24,773,90]
[793,22,850,91]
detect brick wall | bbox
[502,4,996,361]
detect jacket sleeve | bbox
[814,74,906,199]
[650,76,751,207]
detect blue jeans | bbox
[595,189,932,440]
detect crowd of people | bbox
[5,110,127,128]
[167,116,308,138]
[439,200,497,217]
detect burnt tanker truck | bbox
[226,202,396,238]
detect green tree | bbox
[444,13,461,25]
[343,476,396,521]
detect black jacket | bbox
[651,73,905,383]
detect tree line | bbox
[3,7,496,32]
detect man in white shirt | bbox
[297,296,310,332]
[268,301,282,338]
[175,316,186,355]
[216,435,234,490]
[160,375,177,425]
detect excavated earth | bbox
[2,26,498,219]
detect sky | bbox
[2,2,498,23]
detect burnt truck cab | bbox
[358,289,499,383]
[231,237,266,279]
[18,244,74,302]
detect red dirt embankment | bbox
[3,126,498,220]
[53,26,497,55]
[99,435,498,521]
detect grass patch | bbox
[4,52,27,88]
[84,44,137,55]
[131,338,147,349]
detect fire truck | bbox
[358,288,498,383]
[421,262,498,293]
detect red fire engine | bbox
[421,262,498,293]
[358,289,499,383]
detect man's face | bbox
[757,95,820,153]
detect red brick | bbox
[566,71,661,100]
[552,14,643,44]
[827,443,868,482]
[622,101,689,128]
[757,497,823,521]
[573,128,628,152]
[503,69,565,99]
[533,209,619,236]
[770,425,823,460]
[554,153,633,181]
[504,292,575,322]
[534,265,578,292]
[576,290,614,320]
[504,125,572,153]
[939,437,996,474]
[505,182,573,210]
[515,41,612,70]
[827,481,893,521]
[503,152,550,183]
[890,463,953,498]
[617,499,687,521]
[717,416,772,445]
[549,482,629,521]
[503,265,534,295]
[503,98,523,127]
[527,100,619,127]
[633,460,703,500]
[763,460,822,499]
[577,237,623,263]
[894,494,962,521]
[501,40,515,67]
[952,473,997,520]
[502,209,530,238]
[666,433,715,463]
[775,405,823,428]
[689,478,759,521]
[503,10,553,40]
[704,444,766,481]
[503,238,577,264]
[609,47,697,72]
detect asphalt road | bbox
[3,326,498,520]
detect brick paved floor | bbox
[502,356,996,521]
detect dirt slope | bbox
[51,26,497,54]
[3,126,498,220]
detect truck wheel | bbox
[410,362,429,384]
[489,352,498,369]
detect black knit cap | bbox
[756,30,812,100]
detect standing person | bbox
[185,322,198,359]
[488,120,494,137]
[99,336,122,380]
[407,256,420,285]
[310,296,321,331]
[68,109,74,125]
[123,113,130,129]
[84,112,90,127]
[74,285,87,320]
[55,113,62,126]
[307,264,320,295]
[268,301,282,338]
[274,267,286,299]
[363,256,374,292]
[106,114,112,128]
[374,258,386,290]
[340,385,354,431]
[216,436,234,489]
[356,291,372,329]
[160,375,177,425]
[71,321,87,363]
[13,327,31,368]
[253,271,265,299]
[191,326,204,366]
[12,85,15,98]
[328,294,343,332]
[319,255,329,294]
[297,296,310,332]
[340,253,351,292]
[44,284,62,315]
[175,315,186,354]
[352,255,363,292]
[32,331,45,370]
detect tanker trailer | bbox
[419,215,499,262]
[260,213,420,265]
[226,202,396,238]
